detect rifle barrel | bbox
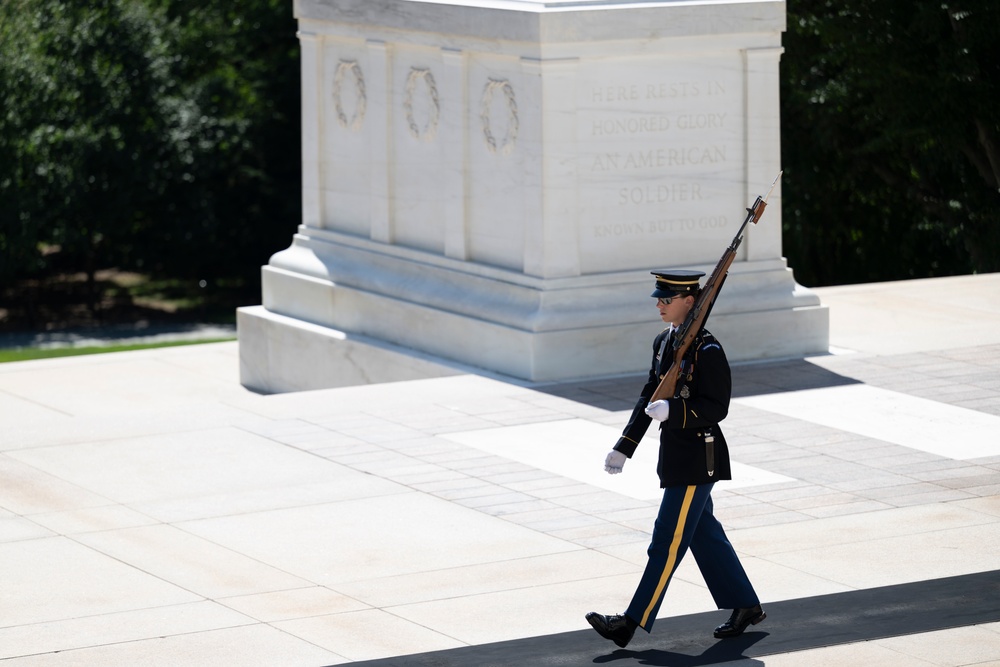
[647,171,781,405]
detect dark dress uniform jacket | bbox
[613,327,732,487]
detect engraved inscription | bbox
[617,182,703,205]
[591,116,671,136]
[591,146,726,171]
[591,114,726,137]
[591,80,727,103]
[591,85,640,102]
[593,215,730,238]
[580,71,740,243]
[675,113,726,129]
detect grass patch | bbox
[0,338,236,363]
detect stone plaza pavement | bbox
[2,272,999,666]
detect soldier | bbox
[586,269,765,648]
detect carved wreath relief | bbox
[332,59,367,132]
[480,78,519,155]
[329,56,518,156]
[404,67,440,142]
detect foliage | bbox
[2,0,997,317]
[0,0,173,282]
[143,0,301,282]
[781,0,1000,286]
[0,0,299,291]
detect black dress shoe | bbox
[586,612,635,648]
[713,605,766,638]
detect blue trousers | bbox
[625,483,759,631]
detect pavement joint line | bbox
[5,275,1000,665]
[298,377,1000,536]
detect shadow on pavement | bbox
[342,570,1000,667]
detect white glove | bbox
[604,450,627,474]
[645,400,670,422]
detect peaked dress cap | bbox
[650,269,705,298]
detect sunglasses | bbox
[656,295,693,306]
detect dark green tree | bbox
[141,0,300,284]
[0,0,299,311]
[0,0,177,291]
[781,0,1000,286]
[0,8,43,281]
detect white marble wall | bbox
[239,0,828,392]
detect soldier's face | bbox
[656,295,693,326]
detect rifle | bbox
[649,171,782,404]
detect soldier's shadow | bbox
[593,631,768,666]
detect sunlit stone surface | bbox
[239,0,828,392]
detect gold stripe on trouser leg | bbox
[640,485,697,627]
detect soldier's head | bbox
[650,269,704,325]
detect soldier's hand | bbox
[644,400,670,422]
[604,450,627,474]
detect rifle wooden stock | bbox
[649,173,781,404]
